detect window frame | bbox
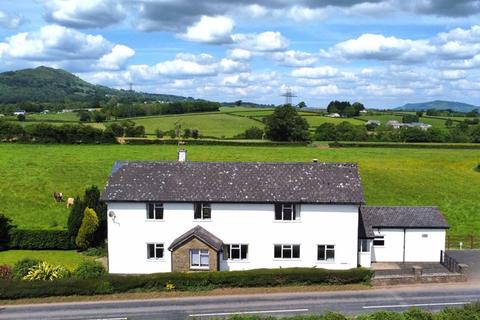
[274,204,301,221]
[194,203,212,220]
[223,244,249,261]
[273,244,300,259]
[373,236,385,247]
[317,244,335,262]
[146,202,164,221]
[190,249,210,269]
[146,243,164,260]
[359,239,370,253]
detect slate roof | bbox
[101,161,364,204]
[359,206,449,238]
[168,225,224,251]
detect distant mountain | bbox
[0,66,191,104]
[395,100,479,112]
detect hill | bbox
[0,66,190,104]
[396,100,479,112]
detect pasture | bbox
[0,144,479,235]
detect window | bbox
[373,236,385,247]
[190,249,209,268]
[147,243,164,259]
[274,204,300,221]
[274,244,300,259]
[147,203,163,220]
[359,239,370,253]
[317,245,335,261]
[194,203,211,220]
[422,234,428,238]
[223,244,248,260]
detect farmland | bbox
[0,144,479,235]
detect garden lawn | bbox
[0,250,89,269]
[0,144,479,235]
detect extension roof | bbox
[359,206,449,238]
[101,161,364,204]
[168,225,223,251]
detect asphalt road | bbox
[1,284,480,320]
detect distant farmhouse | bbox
[13,110,26,116]
[386,120,432,131]
[102,155,448,274]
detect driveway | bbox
[447,249,480,282]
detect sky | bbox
[0,1,480,108]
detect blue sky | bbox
[0,1,480,108]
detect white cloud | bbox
[312,84,341,95]
[440,70,466,80]
[0,10,24,29]
[219,58,248,73]
[228,48,252,61]
[45,0,126,28]
[97,45,135,70]
[179,15,234,44]
[232,31,289,52]
[272,50,317,67]
[291,66,339,78]
[286,6,327,21]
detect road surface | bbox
[1,284,479,320]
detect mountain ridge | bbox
[395,100,479,112]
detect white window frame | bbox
[146,243,164,260]
[275,204,301,221]
[194,203,211,220]
[190,249,209,269]
[224,244,248,261]
[274,244,300,259]
[317,244,335,262]
[146,203,164,220]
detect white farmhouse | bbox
[102,161,448,274]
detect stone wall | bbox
[171,238,218,272]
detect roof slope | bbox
[101,161,364,204]
[359,206,449,238]
[168,225,223,251]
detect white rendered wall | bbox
[405,229,445,262]
[107,202,359,274]
[371,228,446,263]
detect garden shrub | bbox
[75,208,99,250]
[0,264,12,280]
[82,246,107,257]
[0,213,13,249]
[12,258,41,279]
[9,229,75,250]
[23,262,70,281]
[73,260,106,279]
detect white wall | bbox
[107,202,360,274]
[371,228,446,263]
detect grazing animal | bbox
[53,192,63,202]
[66,197,75,208]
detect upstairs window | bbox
[223,244,248,260]
[147,243,164,259]
[194,203,211,220]
[274,244,300,259]
[318,245,335,262]
[373,236,385,247]
[274,204,300,221]
[147,203,163,220]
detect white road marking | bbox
[363,302,469,309]
[189,308,309,317]
[89,318,128,320]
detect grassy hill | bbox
[0,66,190,104]
[0,144,478,235]
[396,100,479,112]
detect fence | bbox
[440,250,461,273]
[446,235,480,249]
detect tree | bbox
[402,114,420,123]
[191,129,199,139]
[297,101,307,109]
[155,129,164,138]
[183,128,191,139]
[416,111,424,117]
[234,100,242,106]
[471,126,480,143]
[79,112,91,122]
[17,114,25,122]
[75,208,99,250]
[315,123,337,141]
[244,127,263,139]
[67,197,85,239]
[0,214,13,249]
[445,119,454,128]
[83,185,107,246]
[264,105,310,142]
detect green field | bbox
[28,112,80,122]
[0,144,479,235]
[0,250,90,269]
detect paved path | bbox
[447,249,480,281]
[1,283,480,320]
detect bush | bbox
[82,246,107,257]
[155,129,163,138]
[9,229,75,250]
[67,196,85,240]
[23,262,70,281]
[191,129,199,139]
[75,208,99,250]
[0,265,12,280]
[17,114,26,122]
[73,260,106,279]
[0,213,13,249]
[244,127,263,139]
[12,258,41,279]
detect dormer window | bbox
[147,203,163,220]
[194,203,211,220]
[274,203,300,221]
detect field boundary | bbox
[329,142,480,149]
